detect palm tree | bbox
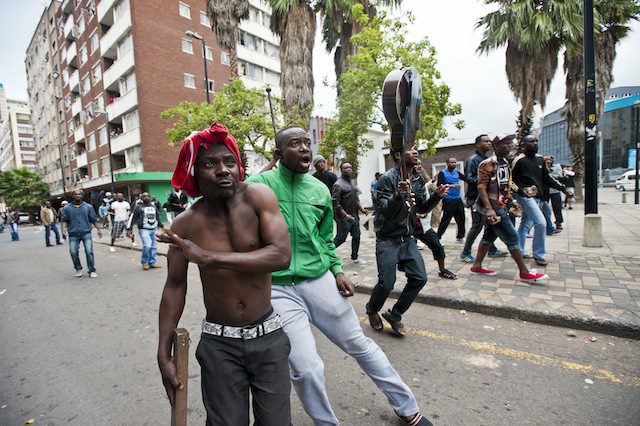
[476,0,582,142]
[563,0,640,191]
[270,0,316,125]
[207,1,250,78]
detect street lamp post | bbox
[106,126,115,195]
[634,100,640,204]
[185,31,211,104]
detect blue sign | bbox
[629,149,637,169]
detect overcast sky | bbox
[1,0,639,141]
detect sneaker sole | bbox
[520,274,549,283]
[470,270,497,276]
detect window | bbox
[90,161,99,178]
[262,12,271,27]
[207,79,214,93]
[99,126,108,145]
[79,45,88,66]
[77,16,85,36]
[123,109,139,131]
[120,71,136,94]
[181,38,193,54]
[220,52,230,66]
[91,63,101,84]
[101,157,110,175]
[87,133,96,151]
[81,75,91,95]
[114,0,130,22]
[117,33,133,58]
[200,11,210,26]
[179,2,191,19]
[90,32,99,54]
[266,70,279,85]
[94,95,105,113]
[265,42,278,60]
[239,61,262,80]
[183,73,196,88]
[204,46,213,61]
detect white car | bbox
[615,170,638,191]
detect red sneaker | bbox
[470,266,497,276]
[520,271,549,283]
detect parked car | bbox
[615,170,638,191]
[18,212,31,224]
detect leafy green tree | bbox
[563,0,639,188]
[320,5,463,168]
[0,167,50,208]
[476,0,582,142]
[161,79,280,157]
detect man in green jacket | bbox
[248,126,432,426]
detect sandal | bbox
[366,303,384,332]
[438,269,457,280]
[381,310,407,337]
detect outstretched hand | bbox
[436,184,449,198]
[157,228,210,267]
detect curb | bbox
[99,240,640,340]
[353,285,640,340]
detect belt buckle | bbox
[241,325,258,340]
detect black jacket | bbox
[511,153,567,197]
[464,150,489,203]
[374,164,441,239]
[166,191,188,213]
[128,201,163,230]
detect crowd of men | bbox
[2,124,579,425]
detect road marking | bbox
[358,316,640,387]
[0,289,6,295]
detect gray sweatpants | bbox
[271,271,420,425]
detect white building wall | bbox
[355,128,388,209]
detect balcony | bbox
[100,10,131,60]
[71,97,82,117]
[66,41,77,67]
[63,14,75,40]
[61,0,72,14]
[76,151,87,168]
[97,0,117,25]
[69,69,79,92]
[110,126,140,154]
[74,126,85,143]
[102,48,135,91]
[106,88,137,121]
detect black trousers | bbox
[415,228,445,261]
[437,198,466,239]
[549,192,563,227]
[462,207,498,255]
[196,329,291,425]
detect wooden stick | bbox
[171,328,189,426]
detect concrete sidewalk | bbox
[98,196,640,339]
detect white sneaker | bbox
[89,272,98,278]
[75,270,83,277]
[132,242,138,247]
[352,258,367,265]
[416,240,426,250]
[109,247,116,252]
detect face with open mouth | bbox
[195,144,239,199]
[278,127,312,173]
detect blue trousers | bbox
[138,228,158,266]
[45,223,61,245]
[333,216,361,260]
[68,232,95,272]
[517,196,547,259]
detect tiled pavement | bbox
[99,197,640,339]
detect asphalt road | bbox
[1,228,639,425]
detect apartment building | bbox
[237,0,282,97]
[25,1,67,195]
[46,0,230,201]
[0,97,36,172]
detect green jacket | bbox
[247,165,343,285]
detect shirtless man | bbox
[157,123,292,425]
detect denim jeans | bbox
[480,208,521,252]
[333,216,361,260]
[9,223,19,240]
[517,196,547,259]
[138,227,158,266]
[272,271,420,425]
[368,237,427,321]
[45,223,61,245]
[68,232,95,272]
[461,207,498,256]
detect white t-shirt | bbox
[110,200,131,222]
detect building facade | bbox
[237,0,281,97]
[27,0,231,203]
[538,86,640,176]
[0,96,36,172]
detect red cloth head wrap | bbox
[171,122,244,198]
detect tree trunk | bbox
[229,33,239,78]
[279,1,316,126]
